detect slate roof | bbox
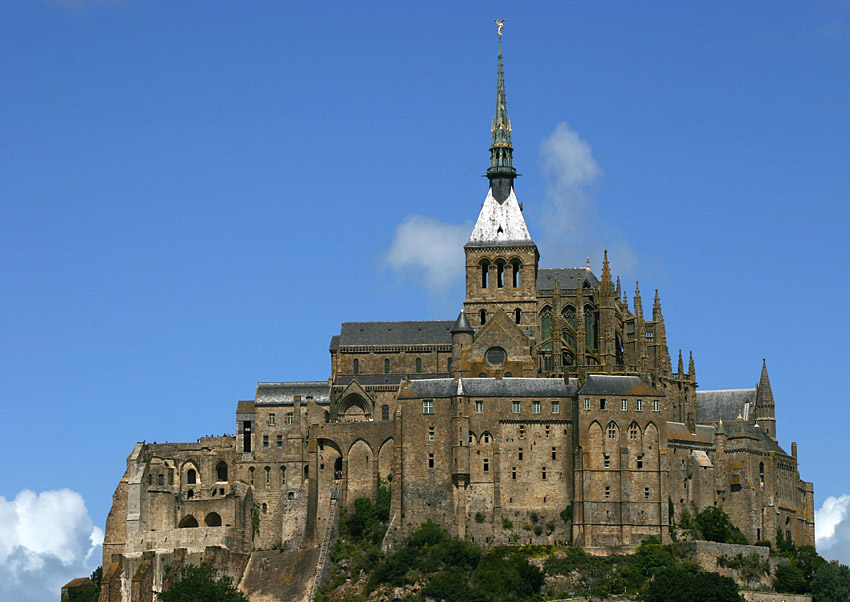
[402,377,576,399]
[722,420,786,454]
[329,335,340,351]
[255,381,330,406]
[466,187,534,247]
[236,400,255,414]
[696,389,755,423]
[537,268,600,291]
[667,421,713,443]
[338,321,454,347]
[576,375,661,396]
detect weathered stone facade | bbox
[98,35,814,601]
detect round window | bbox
[486,347,506,366]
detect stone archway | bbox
[347,439,374,504]
[378,437,394,484]
[339,394,372,422]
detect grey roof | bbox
[722,419,785,454]
[451,311,474,334]
[667,421,713,443]
[329,335,340,351]
[402,377,576,399]
[537,268,599,291]
[333,374,448,387]
[696,389,755,423]
[577,375,661,396]
[255,381,330,406]
[338,321,454,346]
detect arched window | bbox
[415,358,422,373]
[265,466,271,484]
[495,260,506,288]
[249,466,255,485]
[353,359,359,375]
[280,466,286,486]
[262,503,267,514]
[480,309,486,325]
[482,432,492,444]
[540,307,553,350]
[515,308,521,324]
[607,422,618,440]
[178,515,198,528]
[187,468,196,484]
[511,259,521,288]
[447,357,453,372]
[584,305,596,349]
[563,305,576,328]
[384,358,390,374]
[480,260,490,288]
[382,404,390,421]
[216,461,228,482]
[304,465,309,480]
[204,512,222,527]
[187,489,194,499]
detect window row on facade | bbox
[584,398,660,412]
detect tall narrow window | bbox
[605,486,611,500]
[216,461,228,482]
[653,400,660,412]
[532,401,541,414]
[280,466,286,486]
[415,358,422,374]
[480,309,487,325]
[428,453,435,469]
[243,421,252,452]
[480,260,490,288]
[268,413,276,425]
[382,404,389,421]
[519,426,525,439]
[621,399,628,411]
[636,399,643,412]
[584,398,590,411]
[511,259,521,288]
[512,401,521,413]
[277,435,283,448]
[542,467,547,480]
[483,458,489,472]
[644,487,650,500]
[607,423,617,439]
[759,462,765,486]
[384,358,390,374]
[552,401,560,414]
[519,449,524,461]
[496,260,505,288]
[428,426,435,442]
[286,413,294,425]
[515,308,522,324]
[637,455,644,469]
[475,400,483,413]
[552,447,557,460]
[265,466,270,484]
[263,435,269,448]
[629,423,638,440]
[512,467,517,480]
[187,469,196,484]
[353,359,359,375]
[540,308,552,345]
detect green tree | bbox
[774,562,809,594]
[646,563,743,602]
[812,560,850,602]
[694,506,748,544]
[157,563,248,602]
[64,567,102,602]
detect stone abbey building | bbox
[99,34,815,601]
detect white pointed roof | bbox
[467,187,533,246]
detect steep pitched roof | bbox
[466,187,534,247]
[537,268,599,291]
[255,381,330,406]
[401,377,575,399]
[696,389,755,423]
[577,375,661,396]
[338,321,454,346]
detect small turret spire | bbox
[688,351,695,377]
[486,22,517,203]
[678,350,684,374]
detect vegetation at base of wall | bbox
[62,566,102,602]
[645,562,744,602]
[769,540,850,601]
[677,506,748,544]
[717,552,770,590]
[156,563,248,602]
[502,518,513,530]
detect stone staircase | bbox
[308,483,340,602]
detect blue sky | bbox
[2,2,850,598]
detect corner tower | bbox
[464,25,539,330]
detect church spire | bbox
[486,23,517,203]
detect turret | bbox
[754,359,777,440]
[599,250,617,371]
[450,310,474,377]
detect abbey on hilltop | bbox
[98,32,814,602]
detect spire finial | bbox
[486,20,516,202]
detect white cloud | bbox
[385,214,471,298]
[538,122,637,275]
[0,489,102,602]
[816,494,850,565]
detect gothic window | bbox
[607,422,617,439]
[353,359,359,375]
[563,305,576,328]
[495,260,505,288]
[384,358,390,374]
[511,259,521,287]
[382,404,389,421]
[187,468,196,485]
[629,423,638,440]
[480,259,490,288]
[415,358,422,373]
[585,305,596,349]
[187,489,194,499]
[216,461,228,482]
[615,333,625,365]
[540,307,553,349]
[515,308,522,324]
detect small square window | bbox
[605,486,611,500]
[552,401,560,414]
[475,400,483,413]
[621,399,628,411]
[600,399,607,410]
[512,401,521,414]
[604,455,610,468]
[423,399,434,414]
[532,401,541,414]
[644,487,650,500]
[653,400,660,412]
[263,435,269,448]
[286,413,294,425]
[637,455,644,469]
[268,413,276,425]
[428,453,434,469]
[584,398,590,411]
[428,426,435,442]
[636,399,643,412]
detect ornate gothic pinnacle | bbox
[486,29,516,201]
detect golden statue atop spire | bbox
[493,19,505,36]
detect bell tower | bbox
[464,24,539,330]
